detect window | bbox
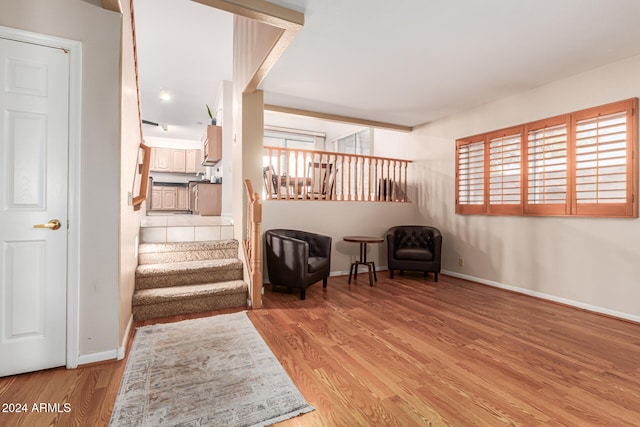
[455,98,638,218]
[333,128,373,155]
[488,127,522,214]
[456,138,485,214]
[525,115,569,215]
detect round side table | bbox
[343,236,384,286]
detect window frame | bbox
[455,98,638,218]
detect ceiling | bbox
[135,0,640,141]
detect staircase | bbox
[133,239,248,321]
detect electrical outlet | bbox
[127,192,133,205]
[458,257,464,267]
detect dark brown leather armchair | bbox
[265,229,332,300]
[387,225,442,281]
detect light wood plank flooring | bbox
[1,273,639,426]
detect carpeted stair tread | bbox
[135,258,243,290]
[139,240,237,254]
[138,240,238,264]
[133,280,247,305]
[136,258,242,277]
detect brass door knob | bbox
[33,219,62,230]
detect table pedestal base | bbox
[347,241,379,287]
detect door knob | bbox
[33,219,62,230]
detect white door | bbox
[0,37,69,376]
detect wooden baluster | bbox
[373,159,380,202]
[340,155,345,200]
[403,161,408,203]
[386,159,391,202]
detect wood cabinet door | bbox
[161,187,177,209]
[171,149,186,173]
[177,187,189,210]
[154,148,171,171]
[185,150,198,173]
[151,189,162,209]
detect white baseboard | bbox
[117,315,134,360]
[78,349,118,366]
[442,270,640,324]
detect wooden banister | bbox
[244,179,263,309]
[263,146,411,202]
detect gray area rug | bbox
[110,311,313,426]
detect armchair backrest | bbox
[388,225,441,253]
[267,229,332,258]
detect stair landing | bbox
[140,214,233,243]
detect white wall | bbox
[0,0,122,359]
[409,54,640,321]
[118,0,146,356]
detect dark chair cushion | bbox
[395,248,433,261]
[308,256,329,273]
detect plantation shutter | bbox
[456,138,486,214]
[524,116,569,215]
[573,100,636,217]
[488,127,522,214]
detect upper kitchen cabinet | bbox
[149,148,203,173]
[153,148,172,172]
[186,149,204,174]
[202,125,222,166]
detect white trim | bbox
[78,350,118,366]
[442,270,640,324]
[0,26,83,369]
[117,315,134,360]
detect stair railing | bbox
[244,179,263,309]
[263,146,411,202]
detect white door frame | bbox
[0,25,82,369]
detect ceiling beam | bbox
[192,0,303,31]
[101,0,122,13]
[264,104,414,132]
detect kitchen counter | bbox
[153,181,189,187]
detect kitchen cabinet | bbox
[151,188,162,209]
[186,149,204,174]
[202,125,222,166]
[177,187,189,210]
[161,187,177,209]
[150,148,203,173]
[149,184,190,211]
[171,150,186,173]
[196,183,221,216]
[153,148,172,172]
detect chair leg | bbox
[434,272,439,282]
[323,278,328,288]
[300,288,306,300]
[424,271,428,278]
[390,269,394,279]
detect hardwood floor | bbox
[1,272,639,426]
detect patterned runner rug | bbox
[110,311,313,426]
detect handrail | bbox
[263,146,411,202]
[243,179,263,309]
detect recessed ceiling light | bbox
[159,88,171,101]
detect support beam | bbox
[101,0,122,13]
[264,104,414,132]
[192,0,303,30]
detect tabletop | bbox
[343,236,384,244]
